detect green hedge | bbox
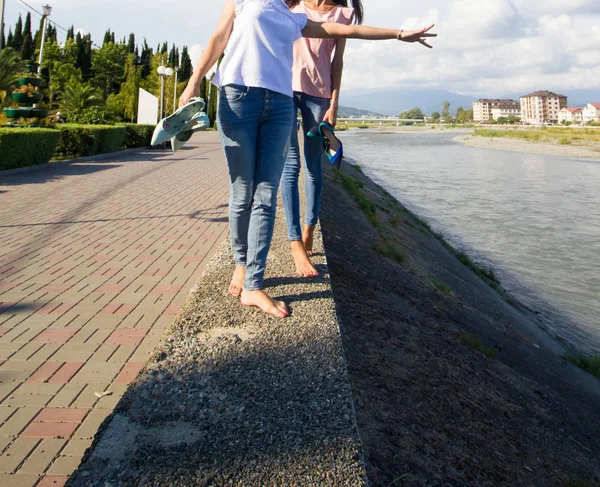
[0,128,61,171]
[55,124,127,158]
[120,124,155,149]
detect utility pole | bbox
[37,5,52,75]
[0,0,6,51]
[173,67,178,114]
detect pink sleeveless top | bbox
[291,2,354,99]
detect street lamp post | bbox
[0,0,6,52]
[172,67,178,114]
[37,5,52,75]
[157,65,173,121]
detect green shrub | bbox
[0,127,60,171]
[69,107,119,125]
[55,124,126,158]
[120,124,155,149]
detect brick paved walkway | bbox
[0,132,230,486]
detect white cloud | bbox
[3,0,599,97]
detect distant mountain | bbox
[340,89,478,116]
[337,105,382,117]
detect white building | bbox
[558,108,583,124]
[582,103,600,123]
[520,90,568,124]
[473,99,520,122]
[490,106,521,121]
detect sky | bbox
[3,0,600,97]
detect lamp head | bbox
[42,5,52,16]
[157,65,166,75]
[165,68,174,77]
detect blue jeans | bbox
[281,92,331,241]
[217,84,295,291]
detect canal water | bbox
[343,129,600,353]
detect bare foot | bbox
[291,241,318,278]
[228,265,245,296]
[240,290,289,318]
[302,225,316,256]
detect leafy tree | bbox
[399,107,424,119]
[90,42,129,97]
[441,100,451,121]
[59,77,104,117]
[112,53,141,121]
[0,48,26,103]
[430,111,441,123]
[507,115,520,124]
[454,107,473,124]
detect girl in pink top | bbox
[281,0,363,278]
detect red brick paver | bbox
[0,133,229,482]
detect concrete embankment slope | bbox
[69,178,367,485]
[318,159,600,486]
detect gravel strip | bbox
[70,177,367,486]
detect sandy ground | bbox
[455,133,600,160]
[320,160,600,486]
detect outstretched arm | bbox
[302,21,437,48]
[179,0,236,107]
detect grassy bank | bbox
[475,127,600,145]
[320,159,600,486]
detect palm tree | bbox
[59,77,103,116]
[0,48,26,104]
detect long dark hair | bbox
[286,0,364,25]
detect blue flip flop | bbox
[307,122,343,169]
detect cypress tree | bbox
[199,76,207,103]
[161,42,168,54]
[12,15,23,52]
[110,32,115,44]
[47,24,57,42]
[67,25,75,41]
[140,40,152,78]
[168,45,177,67]
[180,46,192,81]
[21,33,34,60]
[103,29,112,46]
[23,13,32,39]
[33,17,44,51]
[127,33,136,53]
[6,29,14,49]
[208,81,217,128]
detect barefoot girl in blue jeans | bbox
[282,0,363,278]
[179,0,436,318]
